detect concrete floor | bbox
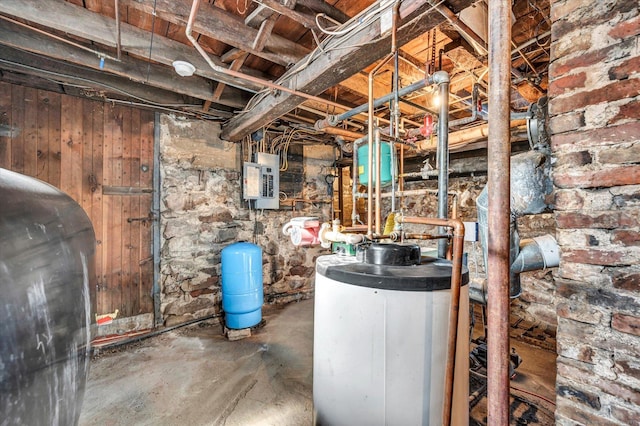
[79,299,556,425]
[79,301,314,426]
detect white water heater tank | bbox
[313,245,469,425]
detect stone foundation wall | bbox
[346,167,558,327]
[549,0,640,423]
[159,115,332,326]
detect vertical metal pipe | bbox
[390,142,397,212]
[436,75,450,258]
[374,128,382,235]
[393,52,400,137]
[367,2,400,237]
[367,52,393,237]
[367,71,375,237]
[152,112,162,327]
[398,216,465,426]
[487,1,512,425]
[337,168,344,223]
[352,141,359,225]
[391,1,400,138]
[390,11,400,214]
[399,143,404,192]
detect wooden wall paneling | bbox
[46,93,62,187]
[92,101,105,317]
[101,104,115,315]
[139,110,154,314]
[129,108,142,315]
[81,99,94,216]
[120,106,133,316]
[10,85,25,173]
[22,88,38,178]
[36,90,50,181]
[0,82,12,168]
[1,82,156,321]
[60,96,83,202]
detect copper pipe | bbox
[342,225,368,233]
[487,0,512,425]
[416,120,526,152]
[374,128,382,235]
[367,52,394,237]
[399,143,405,192]
[321,126,364,141]
[398,216,464,426]
[395,233,450,241]
[186,0,351,112]
[352,138,359,225]
[365,0,399,237]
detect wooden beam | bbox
[0,46,220,110]
[252,15,279,51]
[221,48,249,64]
[253,0,318,30]
[121,0,309,67]
[296,0,349,24]
[214,9,277,105]
[0,19,251,109]
[221,0,474,141]
[0,0,268,92]
[211,52,250,102]
[245,3,276,28]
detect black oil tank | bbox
[0,168,95,425]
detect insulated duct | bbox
[471,149,555,304]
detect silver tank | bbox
[0,168,95,425]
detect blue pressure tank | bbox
[221,242,263,329]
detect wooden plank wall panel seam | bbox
[139,110,155,314]
[0,82,12,168]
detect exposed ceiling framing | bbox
[0,0,551,150]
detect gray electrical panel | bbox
[242,153,279,209]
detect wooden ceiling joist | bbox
[121,0,309,67]
[221,0,474,141]
[0,20,252,110]
[0,0,268,93]
[0,46,213,110]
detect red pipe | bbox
[487,0,512,425]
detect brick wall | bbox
[549,0,640,423]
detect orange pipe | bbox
[398,216,465,426]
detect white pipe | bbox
[318,222,364,248]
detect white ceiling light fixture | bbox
[172,60,196,77]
